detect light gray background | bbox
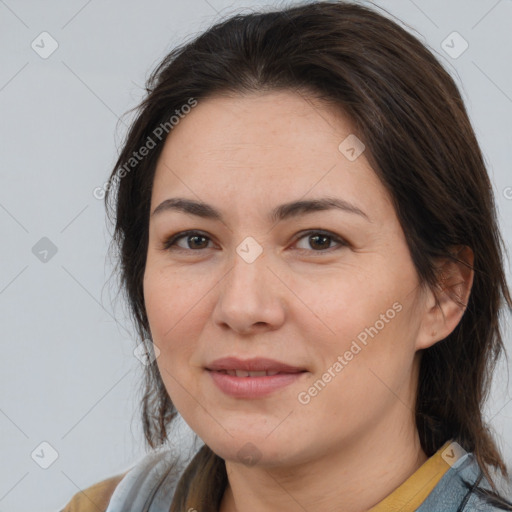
[0,0,511,510]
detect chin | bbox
[201,433,300,469]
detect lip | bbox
[205,356,306,373]
[205,357,308,398]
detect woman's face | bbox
[143,90,433,467]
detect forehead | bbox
[150,90,393,221]
[156,90,354,164]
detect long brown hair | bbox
[104,1,512,508]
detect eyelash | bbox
[161,229,348,255]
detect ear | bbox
[415,245,474,350]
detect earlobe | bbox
[416,245,474,350]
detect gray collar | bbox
[106,446,510,511]
[105,447,190,512]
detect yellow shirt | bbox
[368,440,453,511]
[60,472,128,512]
[61,441,454,511]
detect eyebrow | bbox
[151,196,370,223]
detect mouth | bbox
[205,356,307,374]
[209,369,306,377]
[204,357,308,398]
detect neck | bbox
[219,413,428,512]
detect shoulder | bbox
[60,471,129,512]
[417,453,512,511]
[59,446,199,511]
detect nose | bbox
[211,247,286,335]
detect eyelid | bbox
[161,230,216,251]
[161,229,349,254]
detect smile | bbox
[206,369,308,398]
[214,369,290,377]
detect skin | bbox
[143,90,473,512]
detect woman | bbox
[61,1,512,510]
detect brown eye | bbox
[307,234,331,250]
[163,231,213,251]
[293,230,348,253]
[162,229,347,255]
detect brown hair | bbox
[104,1,512,508]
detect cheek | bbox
[144,262,197,327]
[297,269,399,341]
[143,270,201,408]
[142,264,221,389]
[143,268,198,355]
[302,265,419,378]
[297,303,418,437]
